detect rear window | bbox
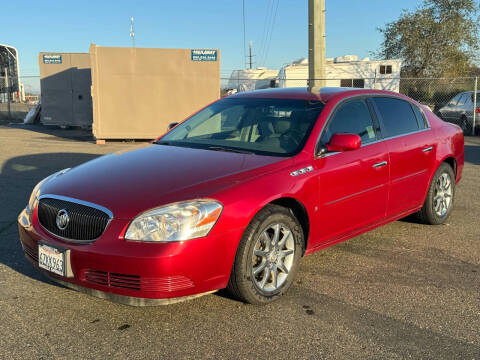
[372,97,420,137]
[470,93,480,103]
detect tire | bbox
[460,115,468,132]
[416,162,455,225]
[227,204,304,304]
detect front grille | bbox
[82,269,195,292]
[84,270,141,290]
[38,198,110,242]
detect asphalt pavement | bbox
[0,123,479,359]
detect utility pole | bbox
[248,41,254,69]
[242,0,247,69]
[130,17,135,47]
[308,0,326,90]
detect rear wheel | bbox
[460,115,468,132]
[227,204,303,304]
[416,163,455,225]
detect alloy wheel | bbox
[434,173,453,217]
[252,223,295,292]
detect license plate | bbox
[38,243,65,276]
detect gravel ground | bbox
[0,124,479,360]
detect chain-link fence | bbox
[0,75,40,121]
[2,75,478,135]
[222,76,480,135]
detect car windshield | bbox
[157,97,324,157]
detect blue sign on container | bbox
[43,54,63,64]
[191,49,217,61]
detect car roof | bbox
[229,87,403,103]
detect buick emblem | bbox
[56,209,70,230]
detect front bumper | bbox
[18,208,243,305]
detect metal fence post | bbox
[473,76,478,136]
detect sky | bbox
[4,0,422,81]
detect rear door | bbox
[370,97,436,217]
[313,98,389,243]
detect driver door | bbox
[312,98,389,244]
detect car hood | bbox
[41,144,285,219]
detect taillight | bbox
[476,108,480,114]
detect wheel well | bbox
[443,157,457,176]
[270,197,309,254]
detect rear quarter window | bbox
[411,104,428,129]
[372,97,420,137]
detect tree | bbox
[377,0,480,77]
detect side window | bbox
[456,94,467,107]
[448,94,461,106]
[411,104,428,129]
[463,93,472,105]
[372,97,420,137]
[321,99,377,145]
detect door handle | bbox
[372,161,388,168]
[422,146,433,152]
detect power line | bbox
[258,0,275,67]
[262,0,280,66]
[258,0,273,67]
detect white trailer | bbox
[278,56,402,92]
[227,67,279,92]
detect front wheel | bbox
[227,204,304,304]
[416,163,455,225]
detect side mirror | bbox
[167,122,179,130]
[327,133,361,152]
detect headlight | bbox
[26,168,70,216]
[125,200,223,242]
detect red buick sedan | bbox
[18,87,464,305]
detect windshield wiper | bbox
[207,146,254,154]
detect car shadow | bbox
[0,152,102,284]
[464,145,480,165]
[4,123,95,143]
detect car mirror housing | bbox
[327,133,361,152]
[167,122,179,130]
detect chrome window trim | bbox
[380,127,431,141]
[37,194,113,244]
[314,93,432,159]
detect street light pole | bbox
[308,0,326,90]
